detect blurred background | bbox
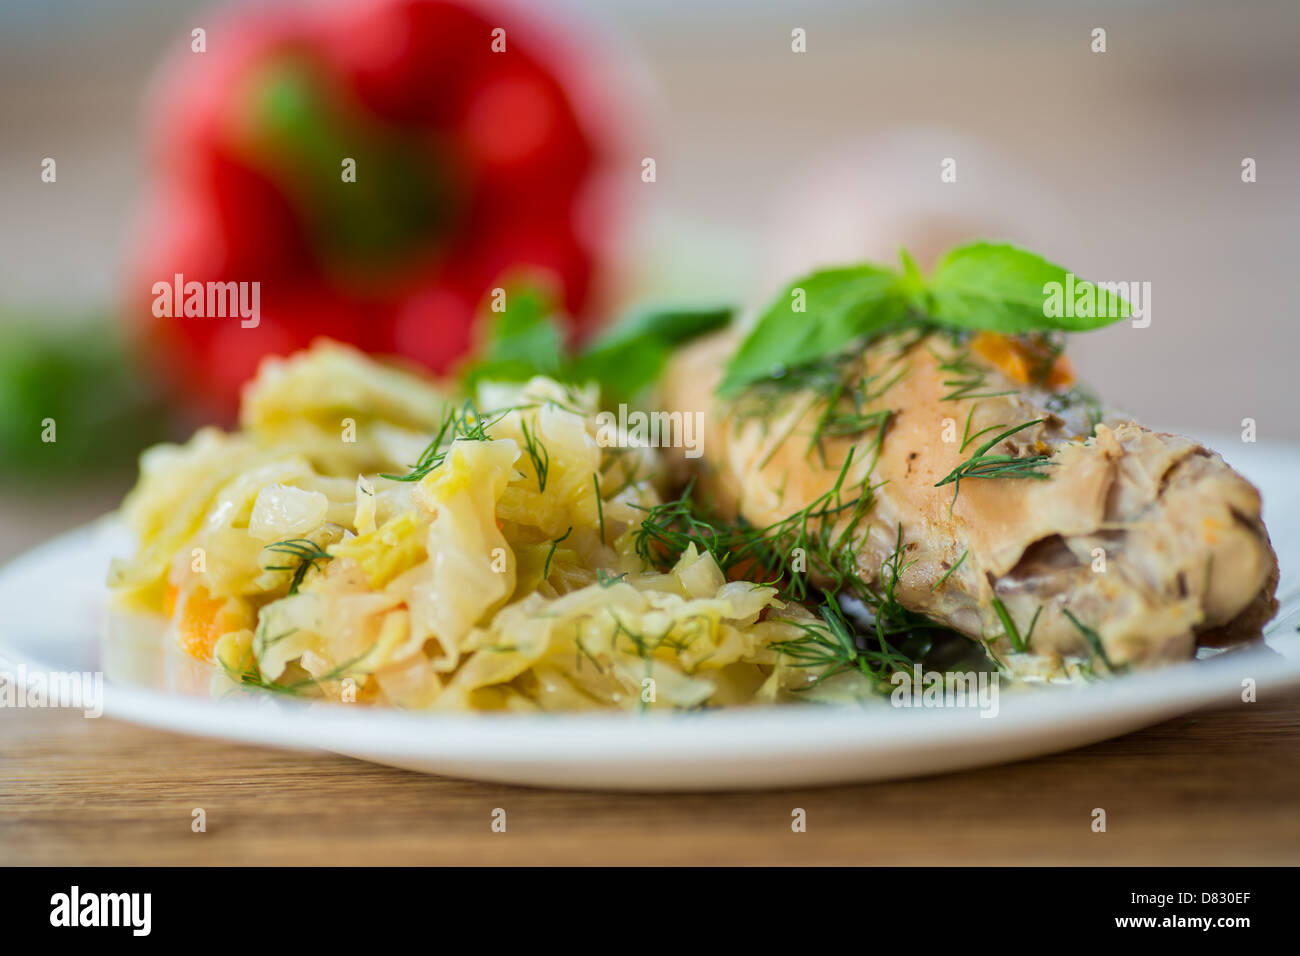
[1,0,1298,562]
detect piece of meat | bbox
[661,329,1278,670]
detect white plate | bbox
[2,439,1298,791]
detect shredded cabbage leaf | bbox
[110,340,866,710]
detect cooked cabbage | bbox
[109,341,857,710]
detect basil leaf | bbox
[0,314,171,478]
[717,240,1134,399]
[579,304,732,355]
[572,305,732,405]
[717,265,906,396]
[460,278,565,389]
[477,281,565,371]
[926,241,1130,332]
[462,283,732,406]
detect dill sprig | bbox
[935,334,1066,402]
[754,449,874,602]
[263,538,333,595]
[573,636,604,673]
[632,479,744,573]
[805,361,903,464]
[930,550,967,591]
[635,475,987,689]
[859,525,960,651]
[1027,606,1042,644]
[226,653,372,697]
[729,341,909,466]
[544,526,572,578]
[934,348,1017,403]
[769,527,958,686]
[633,449,873,604]
[730,351,856,425]
[769,599,911,685]
[219,621,372,698]
[934,418,1053,500]
[990,596,1041,653]
[959,406,1011,453]
[519,418,550,492]
[593,473,606,545]
[1063,609,1122,673]
[380,399,499,482]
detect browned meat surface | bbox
[662,329,1278,670]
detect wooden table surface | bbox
[3,690,1298,866]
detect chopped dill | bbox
[934,348,1016,403]
[728,337,913,466]
[380,399,500,482]
[613,617,645,656]
[934,418,1053,501]
[596,569,626,588]
[930,550,967,591]
[1025,605,1043,644]
[519,417,550,492]
[544,526,572,578]
[574,636,604,673]
[860,525,962,653]
[991,596,1027,652]
[263,538,333,595]
[635,480,970,687]
[769,527,967,686]
[220,621,372,698]
[593,473,606,545]
[959,406,1011,453]
[1063,609,1122,674]
[634,448,872,604]
[768,599,911,685]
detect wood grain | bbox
[2,690,1298,866]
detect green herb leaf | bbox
[596,568,626,588]
[934,418,1054,501]
[1063,608,1123,674]
[897,247,927,305]
[720,240,1133,397]
[571,305,732,405]
[544,526,573,579]
[262,538,334,595]
[379,399,496,482]
[460,278,731,405]
[459,275,565,390]
[717,264,908,396]
[926,241,1130,333]
[991,596,1026,652]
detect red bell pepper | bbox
[131,0,626,415]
